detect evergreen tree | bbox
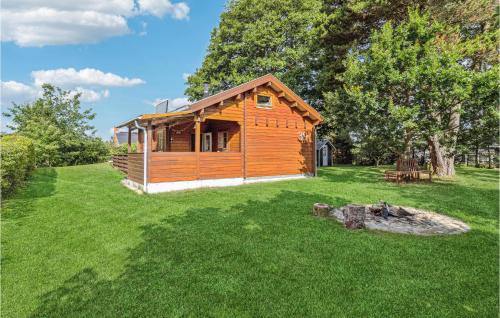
[325,9,476,175]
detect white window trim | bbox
[217,131,229,151]
[256,94,273,108]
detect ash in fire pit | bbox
[313,202,470,235]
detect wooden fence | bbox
[111,154,128,174]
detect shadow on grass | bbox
[1,168,57,221]
[30,189,498,317]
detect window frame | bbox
[255,93,273,108]
[217,131,229,151]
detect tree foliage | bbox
[458,66,500,163]
[185,0,323,102]
[3,84,110,167]
[316,0,498,170]
[185,0,498,173]
[330,11,467,143]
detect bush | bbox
[110,143,137,155]
[69,138,111,165]
[1,135,36,196]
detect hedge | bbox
[1,135,36,196]
[110,143,137,155]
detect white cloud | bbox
[2,67,143,106]
[1,0,190,47]
[138,0,189,19]
[69,87,110,102]
[182,73,191,81]
[1,81,39,105]
[2,0,136,16]
[1,8,130,47]
[32,68,145,87]
[1,81,109,105]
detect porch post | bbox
[147,121,153,184]
[127,126,132,153]
[138,129,144,152]
[195,117,201,179]
[313,126,317,177]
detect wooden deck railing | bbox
[111,154,128,173]
[150,152,243,183]
[199,152,242,180]
[127,153,144,183]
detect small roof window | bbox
[256,95,272,107]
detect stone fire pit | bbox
[313,202,470,235]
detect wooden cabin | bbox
[115,74,322,193]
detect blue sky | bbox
[1,0,226,139]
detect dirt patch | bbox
[317,203,470,235]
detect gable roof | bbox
[189,74,322,122]
[116,74,322,128]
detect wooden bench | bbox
[384,159,432,183]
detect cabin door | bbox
[202,132,212,152]
[322,147,328,166]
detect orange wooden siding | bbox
[149,152,198,182]
[148,152,242,182]
[199,152,242,179]
[167,122,194,152]
[245,87,315,177]
[131,85,316,184]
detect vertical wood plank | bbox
[137,129,144,153]
[242,96,247,179]
[147,121,153,183]
[195,118,201,179]
[127,127,132,153]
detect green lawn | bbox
[1,164,498,317]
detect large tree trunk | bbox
[428,105,460,177]
[428,135,456,176]
[428,135,447,176]
[403,130,412,159]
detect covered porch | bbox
[116,111,244,192]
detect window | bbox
[157,129,166,152]
[256,94,272,108]
[202,132,212,152]
[218,131,228,151]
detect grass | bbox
[1,163,498,317]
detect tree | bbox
[315,0,497,161]
[3,84,109,167]
[458,66,500,167]
[326,9,475,175]
[353,134,393,166]
[184,0,323,102]
[316,0,496,93]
